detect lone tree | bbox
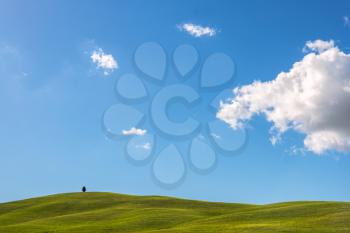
[82,186,86,192]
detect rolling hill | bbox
[0,192,349,233]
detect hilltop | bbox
[0,192,349,232]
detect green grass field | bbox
[0,192,349,233]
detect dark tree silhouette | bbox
[82,186,86,192]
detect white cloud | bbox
[177,23,217,37]
[303,40,334,53]
[122,127,147,136]
[344,16,350,27]
[217,40,350,155]
[136,142,152,150]
[90,48,118,75]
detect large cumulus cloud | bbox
[217,40,350,155]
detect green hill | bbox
[0,192,349,233]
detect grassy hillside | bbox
[0,192,349,233]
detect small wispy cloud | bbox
[270,135,280,146]
[90,48,118,75]
[122,127,147,136]
[344,16,350,27]
[136,142,152,150]
[211,133,221,139]
[177,23,217,37]
[285,146,306,156]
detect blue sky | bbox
[1,0,350,204]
